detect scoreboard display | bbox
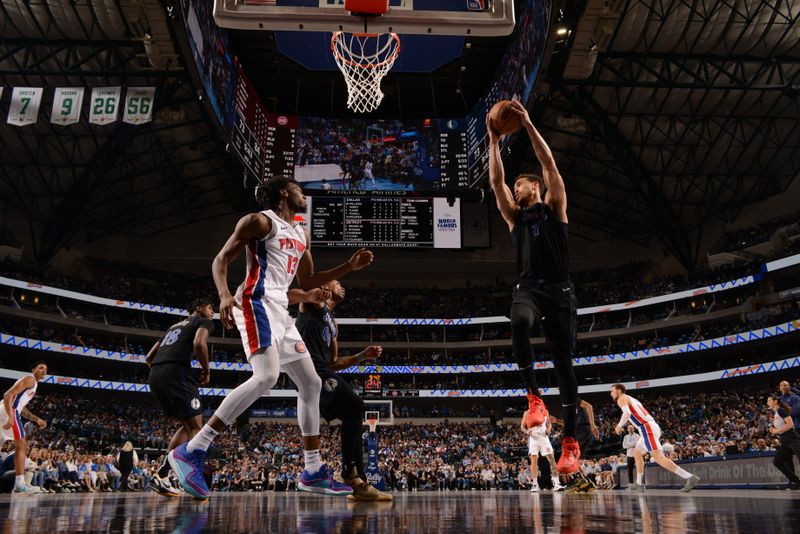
[303,196,460,248]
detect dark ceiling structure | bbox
[1,0,798,271]
[0,0,247,263]
[510,0,800,269]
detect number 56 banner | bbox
[123,87,156,125]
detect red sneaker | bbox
[557,436,581,475]
[525,394,548,427]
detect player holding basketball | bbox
[1,361,48,494]
[146,298,215,497]
[520,409,564,492]
[486,100,581,475]
[169,176,374,499]
[294,280,392,501]
[611,384,700,492]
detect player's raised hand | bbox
[485,114,501,146]
[362,346,383,360]
[348,248,374,271]
[508,99,533,130]
[219,294,242,330]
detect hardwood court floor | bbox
[0,489,798,533]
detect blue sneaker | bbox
[297,465,353,496]
[168,443,209,500]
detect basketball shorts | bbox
[635,421,663,453]
[148,363,203,420]
[0,408,25,442]
[317,370,361,422]
[512,279,577,356]
[528,435,554,456]
[233,295,309,365]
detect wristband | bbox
[356,353,369,364]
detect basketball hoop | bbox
[331,31,401,113]
[366,416,379,433]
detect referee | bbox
[294,280,392,501]
[146,297,214,497]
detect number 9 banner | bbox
[123,87,156,125]
[50,87,85,126]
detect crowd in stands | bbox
[3,298,796,372]
[0,251,786,320]
[713,210,800,254]
[3,380,795,494]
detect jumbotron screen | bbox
[298,196,461,248]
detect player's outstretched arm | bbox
[330,343,382,372]
[296,230,374,290]
[288,288,331,308]
[508,100,567,223]
[212,213,271,329]
[486,114,517,231]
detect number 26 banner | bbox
[88,87,122,125]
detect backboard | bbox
[363,400,394,426]
[213,0,515,36]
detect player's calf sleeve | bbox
[283,358,322,437]
[213,348,280,426]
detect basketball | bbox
[488,100,522,135]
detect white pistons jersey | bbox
[10,379,37,414]
[527,416,548,438]
[235,210,307,308]
[232,209,311,361]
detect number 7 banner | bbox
[50,87,85,126]
[7,87,43,126]
[123,87,156,125]
[89,87,121,125]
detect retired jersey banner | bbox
[7,87,43,126]
[123,86,155,124]
[88,87,121,125]
[50,87,85,125]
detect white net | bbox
[331,31,401,113]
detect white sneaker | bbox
[12,483,43,494]
[530,484,539,493]
[552,478,565,491]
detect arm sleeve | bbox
[617,406,632,429]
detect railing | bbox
[2,318,797,373]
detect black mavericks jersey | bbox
[151,315,214,367]
[296,303,337,373]
[511,202,570,283]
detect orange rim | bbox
[331,31,401,69]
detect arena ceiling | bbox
[0,0,248,263]
[0,0,798,270]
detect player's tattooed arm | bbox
[296,229,374,290]
[20,407,46,428]
[485,113,517,231]
[288,288,331,308]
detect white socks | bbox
[187,425,219,453]
[636,473,643,485]
[15,475,24,488]
[304,450,322,473]
[673,467,692,479]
